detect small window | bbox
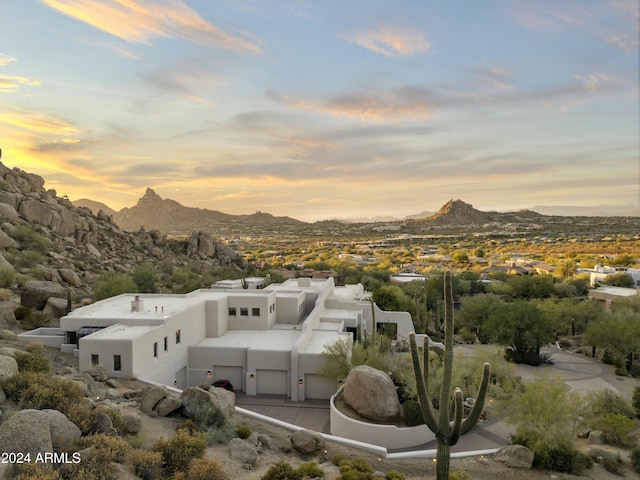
[240,307,248,316]
[175,330,181,344]
[113,355,121,372]
[228,307,237,316]
[91,354,99,365]
[164,336,168,352]
[153,342,158,358]
[252,307,260,316]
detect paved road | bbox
[236,344,640,454]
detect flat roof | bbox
[195,328,301,351]
[302,330,351,355]
[590,286,639,297]
[82,323,159,341]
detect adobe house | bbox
[33,277,416,401]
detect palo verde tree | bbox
[409,271,491,480]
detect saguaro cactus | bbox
[409,271,491,480]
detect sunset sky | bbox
[1,0,638,221]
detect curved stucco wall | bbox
[330,392,436,450]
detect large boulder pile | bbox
[342,365,401,423]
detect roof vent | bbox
[131,295,143,312]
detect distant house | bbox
[533,262,555,275]
[21,277,416,401]
[586,265,640,288]
[589,286,639,309]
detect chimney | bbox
[131,295,143,312]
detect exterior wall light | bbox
[207,370,212,377]
[298,378,303,385]
[249,374,255,380]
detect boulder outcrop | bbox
[342,365,401,423]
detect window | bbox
[175,330,181,344]
[153,342,158,358]
[240,307,248,316]
[228,307,236,316]
[91,354,99,365]
[113,355,121,372]
[164,336,168,352]
[252,307,260,316]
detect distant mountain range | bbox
[73,189,639,236]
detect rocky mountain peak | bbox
[426,199,491,225]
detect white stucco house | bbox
[26,277,418,401]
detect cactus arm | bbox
[409,332,439,433]
[438,271,455,436]
[460,362,491,435]
[445,387,464,446]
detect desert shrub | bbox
[173,458,229,480]
[25,341,44,353]
[298,461,324,478]
[206,423,237,445]
[614,366,627,376]
[126,449,162,480]
[261,459,302,480]
[152,429,207,476]
[631,446,640,473]
[77,433,131,463]
[350,457,373,474]
[13,350,50,373]
[177,418,199,435]
[529,439,592,474]
[13,463,61,480]
[385,470,405,480]
[17,250,44,268]
[0,267,15,287]
[14,306,32,320]
[602,350,618,365]
[20,312,50,330]
[331,453,347,466]
[401,399,424,426]
[10,225,52,252]
[182,396,229,430]
[66,405,125,436]
[93,271,138,301]
[58,449,118,480]
[632,386,640,417]
[13,374,85,413]
[598,413,635,446]
[448,471,472,480]
[601,457,624,475]
[588,389,635,418]
[236,424,252,439]
[458,327,475,342]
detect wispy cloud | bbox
[0,53,17,66]
[41,0,263,54]
[0,107,77,135]
[268,86,436,122]
[574,73,617,93]
[0,74,42,93]
[347,26,431,57]
[473,66,514,90]
[606,32,639,50]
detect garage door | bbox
[305,374,338,400]
[213,366,243,393]
[256,369,287,395]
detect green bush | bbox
[589,390,635,418]
[152,429,207,477]
[18,250,44,268]
[298,461,324,478]
[261,459,302,480]
[126,449,162,480]
[533,441,593,474]
[599,413,635,446]
[385,470,405,480]
[601,457,624,475]
[12,351,50,373]
[77,434,131,463]
[58,448,118,480]
[401,399,424,426]
[10,225,52,253]
[182,396,229,430]
[14,463,61,480]
[20,311,50,330]
[449,471,472,480]
[236,424,252,439]
[631,446,640,473]
[177,418,199,435]
[4,373,85,413]
[93,271,138,301]
[173,458,229,480]
[0,267,15,287]
[14,306,32,321]
[632,386,640,418]
[331,453,347,466]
